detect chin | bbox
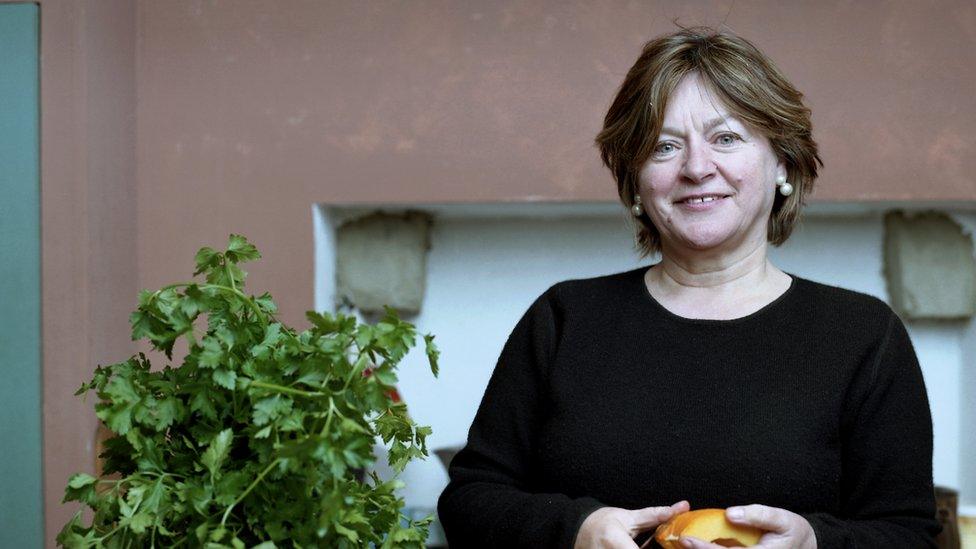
[676,229,736,251]
[669,217,759,252]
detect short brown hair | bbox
[595,26,823,257]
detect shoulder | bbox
[524,267,649,332]
[544,266,645,308]
[787,275,905,352]
[790,274,895,320]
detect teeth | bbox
[686,196,723,204]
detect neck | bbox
[653,240,776,292]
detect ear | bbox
[775,159,788,183]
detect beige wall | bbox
[37,0,976,544]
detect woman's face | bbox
[637,72,786,256]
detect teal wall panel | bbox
[0,3,43,547]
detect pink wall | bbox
[36,0,976,544]
[33,0,138,544]
[135,0,976,325]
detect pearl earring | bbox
[776,174,794,197]
[631,194,644,217]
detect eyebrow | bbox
[659,116,735,138]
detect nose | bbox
[679,138,715,184]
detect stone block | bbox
[884,211,976,320]
[336,211,432,315]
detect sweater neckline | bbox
[634,264,799,325]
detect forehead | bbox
[662,73,736,122]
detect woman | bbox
[437,27,939,548]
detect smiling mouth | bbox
[676,195,731,205]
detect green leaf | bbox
[201,429,233,478]
[141,477,167,514]
[306,310,339,333]
[181,283,209,317]
[194,246,220,276]
[56,511,99,548]
[135,436,166,472]
[388,441,427,473]
[214,471,249,505]
[424,333,440,377]
[371,366,398,386]
[183,480,214,516]
[119,495,135,518]
[63,474,98,506]
[254,292,278,315]
[295,368,327,386]
[156,396,181,429]
[124,512,153,534]
[374,403,411,444]
[251,395,293,427]
[138,396,181,431]
[251,323,283,360]
[389,522,426,542]
[67,473,97,489]
[339,417,370,435]
[334,521,360,543]
[209,525,228,542]
[199,337,225,369]
[225,234,261,263]
[97,400,136,435]
[190,389,218,421]
[213,368,237,390]
[130,308,163,342]
[355,325,373,350]
[215,326,236,350]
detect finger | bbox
[603,527,642,549]
[672,499,691,513]
[629,500,690,530]
[679,535,722,548]
[637,515,683,549]
[726,504,791,533]
[680,536,737,549]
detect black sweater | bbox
[437,266,940,548]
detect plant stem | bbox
[96,522,124,544]
[225,262,237,292]
[342,353,369,392]
[321,398,335,436]
[151,282,267,327]
[249,380,327,398]
[220,458,281,527]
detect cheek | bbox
[637,173,678,227]
[732,164,771,198]
[646,204,674,228]
[639,165,676,192]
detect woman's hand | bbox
[679,504,816,549]
[574,500,690,549]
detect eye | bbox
[653,141,676,155]
[716,133,741,146]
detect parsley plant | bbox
[58,235,440,548]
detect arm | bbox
[801,311,941,548]
[436,287,605,548]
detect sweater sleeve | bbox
[437,287,606,548]
[801,311,941,548]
